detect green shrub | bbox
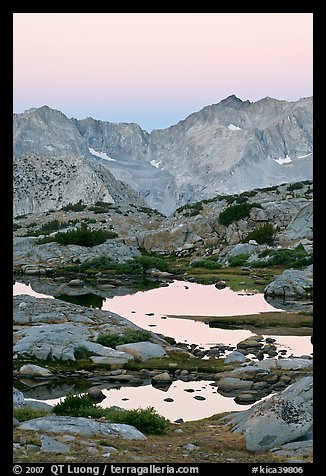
[13,407,50,422]
[77,256,115,271]
[218,203,262,226]
[53,395,168,434]
[53,394,96,416]
[218,194,237,204]
[228,254,249,267]
[253,245,313,269]
[287,182,304,191]
[131,256,168,272]
[37,223,118,247]
[63,254,168,275]
[61,200,86,212]
[97,329,152,348]
[74,346,94,360]
[40,219,61,232]
[175,202,203,217]
[87,201,116,214]
[13,223,22,231]
[137,206,163,216]
[190,259,222,269]
[110,407,168,434]
[242,223,275,245]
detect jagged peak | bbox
[219,94,244,106]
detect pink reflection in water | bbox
[105,281,279,317]
[13,282,53,299]
[98,380,252,421]
[103,280,280,347]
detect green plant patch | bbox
[228,254,250,267]
[53,395,169,434]
[190,259,222,269]
[253,245,313,269]
[37,223,118,247]
[287,182,304,191]
[61,200,87,212]
[242,223,275,245]
[218,202,262,226]
[13,407,50,422]
[97,329,152,348]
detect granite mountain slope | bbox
[13,96,312,215]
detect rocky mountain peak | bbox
[13,96,313,215]
[219,94,245,107]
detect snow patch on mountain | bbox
[89,148,116,162]
[228,124,242,131]
[274,155,292,165]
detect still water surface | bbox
[14,280,312,420]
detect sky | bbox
[13,13,313,132]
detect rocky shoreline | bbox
[13,289,313,463]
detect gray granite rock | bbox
[116,341,166,362]
[19,416,147,440]
[227,377,313,452]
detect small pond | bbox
[14,279,312,421]
[24,379,254,422]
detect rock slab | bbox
[227,376,313,452]
[19,416,147,440]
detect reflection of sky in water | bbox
[26,380,253,422]
[13,280,312,354]
[13,282,54,299]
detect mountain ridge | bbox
[13,95,313,215]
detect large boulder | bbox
[13,322,132,362]
[13,236,141,267]
[281,203,313,242]
[19,416,147,440]
[228,242,258,258]
[264,265,313,299]
[115,341,166,362]
[224,351,247,364]
[19,364,53,378]
[257,358,313,371]
[138,224,202,253]
[217,377,253,392]
[227,376,313,452]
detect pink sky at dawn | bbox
[13,13,313,131]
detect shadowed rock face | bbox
[13,96,313,215]
[226,376,313,452]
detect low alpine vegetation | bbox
[37,223,118,247]
[242,223,275,245]
[53,395,169,434]
[218,202,262,226]
[97,329,152,348]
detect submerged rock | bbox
[87,387,106,401]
